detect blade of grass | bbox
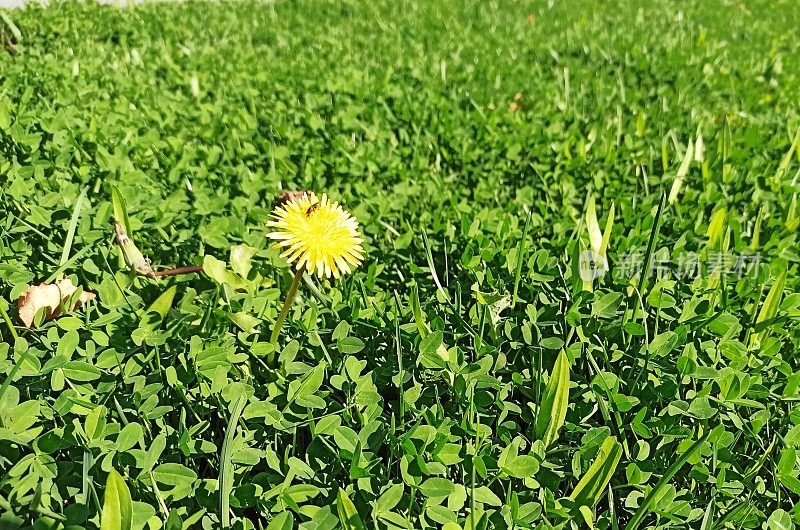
[59,186,88,268]
[624,429,711,530]
[82,451,93,507]
[420,228,449,301]
[637,191,666,295]
[512,208,532,308]
[0,299,30,414]
[220,396,246,529]
[45,245,93,283]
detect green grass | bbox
[1,0,800,528]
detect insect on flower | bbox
[305,202,321,217]
[267,192,363,278]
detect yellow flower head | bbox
[267,192,364,278]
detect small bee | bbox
[306,202,321,217]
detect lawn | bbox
[1,0,800,528]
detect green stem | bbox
[268,265,305,366]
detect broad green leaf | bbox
[101,469,132,530]
[502,455,540,479]
[230,244,257,278]
[706,208,726,249]
[111,185,132,237]
[229,312,260,333]
[266,512,294,530]
[420,477,456,498]
[338,336,365,354]
[419,331,443,357]
[750,267,787,348]
[585,195,603,255]
[569,436,622,512]
[287,362,327,405]
[152,463,198,487]
[165,509,183,530]
[147,286,177,319]
[85,405,107,441]
[203,255,247,289]
[535,349,570,447]
[374,483,404,514]
[115,422,143,453]
[337,488,367,530]
[63,361,101,382]
[765,509,793,530]
[592,292,623,318]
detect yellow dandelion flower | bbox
[267,192,364,278]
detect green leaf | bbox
[337,488,367,530]
[540,337,565,350]
[419,477,456,498]
[600,201,615,257]
[152,463,198,487]
[111,185,132,237]
[750,267,787,347]
[100,469,132,530]
[203,255,247,289]
[266,512,294,530]
[374,483,404,514]
[534,349,570,447]
[569,436,622,512]
[338,336,365,354]
[765,509,793,530]
[668,138,694,204]
[472,486,502,506]
[287,362,327,405]
[63,361,101,382]
[419,331,443,357]
[115,422,143,453]
[85,405,107,441]
[502,455,540,479]
[585,195,603,255]
[165,510,183,530]
[706,207,726,249]
[229,312,260,333]
[147,286,177,319]
[592,292,623,318]
[230,244,257,278]
[0,13,22,42]
[0,97,12,131]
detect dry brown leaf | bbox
[17,278,95,328]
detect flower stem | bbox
[268,265,305,366]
